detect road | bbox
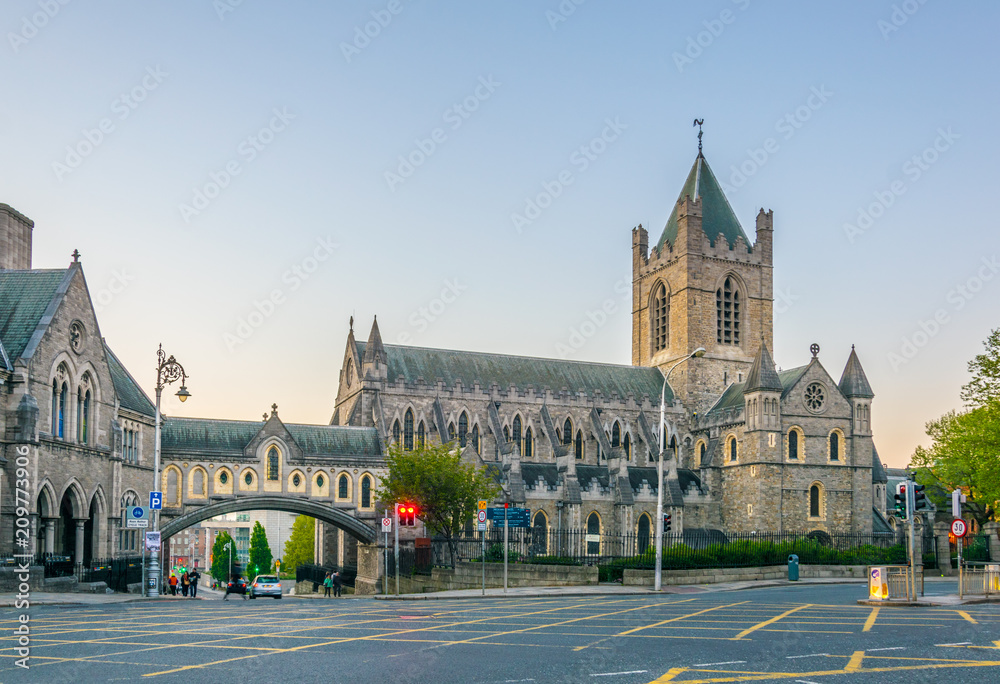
[2,583,1000,683]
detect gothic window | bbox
[119,491,139,552]
[623,433,632,461]
[267,446,279,480]
[244,471,254,486]
[829,431,840,461]
[716,276,740,345]
[512,416,522,453]
[345,358,353,385]
[524,427,533,458]
[531,511,548,555]
[810,484,822,518]
[669,435,678,460]
[788,428,800,460]
[698,441,707,467]
[728,435,738,462]
[53,379,68,439]
[361,475,371,508]
[292,473,301,487]
[503,425,510,443]
[338,474,349,499]
[471,424,480,454]
[316,474,325,489]
[652,282,669,352]
[448,422,456,442]
[459,412,469,447]
[637,513,651,553]
[404,409,414,451]
[392,420,401,446]
[417,421,426,448]
[586,512,601,555]
[611,422,621,448]
[575,430,583,460]
[563,419,573,445]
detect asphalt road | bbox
[3,583,1000,683]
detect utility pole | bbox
[394,502,400,596]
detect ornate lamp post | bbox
[149,344,190,598]
[655,347,705,592]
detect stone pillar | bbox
[354,543,381,595]
[74,519,86,567]
[984,522,1000,563]
[934,522,952,576]
[45,519,56,554]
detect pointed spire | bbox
[657,151,749,251]
[745,340,782,393]
[363,315,386,365]
[839,345,874,398]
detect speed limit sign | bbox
[477,510,487,524]
[951,518,968,538]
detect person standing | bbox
[168,573,178,596]
[332,571,343,598]
[323,572,332,598]
[181,571,190,597]
[188,569,200,598]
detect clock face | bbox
[69,321,85,354]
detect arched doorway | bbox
[59,495,75,560]
[637,513,651,554]
[586,512,601,555]
[531,511,548,556]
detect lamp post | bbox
[654,347,705,592]
[148,344,190,598]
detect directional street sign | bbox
[381,517,392,533]
[486,507,531,527]
[127,506,149,528]
[951,518,968,538]
[149,491,163,510]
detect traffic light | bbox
[399,504,418,526]
[913,484,926,510]
[664,513,672,534]
[893,483,908,519]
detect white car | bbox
[249,575,282,599]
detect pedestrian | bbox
[188,569,200,598]
[168,573,178,596]
[181,571,190,597]
[323,572,332,598]
[332,571,343,598]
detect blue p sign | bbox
[150,491,163,510]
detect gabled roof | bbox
[356,341,670,404]
[0,268,69,362]
[839,346,874,398]
[745,342,782,393]
[657,153,751,251]
[705,365,810,417]
[104,343,156,416]
[161,416,381,458]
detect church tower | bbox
[632,131,774,414]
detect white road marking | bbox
[796,680,822,684]
[936,642,972,647]
[868,647,906,652]
[590,671,648,677]
[786,653,828,659]
[692,661,747,666]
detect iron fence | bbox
[952,534,991,568]
[79,557,144,592]
[295,563,357,589]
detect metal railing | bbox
[295,563,357,589]
[867,564,923,601]
[960,561,1000,598]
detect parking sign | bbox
[149,491,163,510]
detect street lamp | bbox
[654,347,705,592]
[224,541,233,583]
[149,343,191,598]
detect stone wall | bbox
[622,564,868,586]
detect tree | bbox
[247,521,273,578]
[281,515,315,574]
[374,442,501,569]
[962,328,1000,407]
[911,401,1000,527]
[210,531,238,583]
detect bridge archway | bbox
[159,496,377,544]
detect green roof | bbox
[104,343,156,416]
[0,268,68,362]
[705,364,810,417]
[161,417,381,458]
[358,342,670,404]
[657,154,750,251]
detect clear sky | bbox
[3,1,997,467]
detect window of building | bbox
[417,421,425,448]
[563,418,573,446]
[531,511,548,555]
[119,491,139,552]
[503,425,510,443]
[448,422,456,442]
[392,420,401,445]
[829,431,840,461]
[716,276,740,345]
[267,446,279,480]
[338,474,349,499]
[471,425,480,454]
[788,429,800,460]
[404,409,414,451]
[575,430,583,460]
[804,383,826,413]
[244,471,254,486]
[623,433,631,461]
[524,427,533,458]
[810,484,822,518]
[77,388,91,444]
[637,514,651,553]
[611,422,621,448]
[361,476,371,508]
[53,380,67,439]
[459,412,468,447]
[652,282,669,352]
[512,416,522,453]
[586,513,601,555]
[698,441,707,467]
[728,436,738,462]
[316,474,325,489]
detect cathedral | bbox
[0,138,890,571]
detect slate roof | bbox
[161,417,381,458]
[521,463,559,491]
[628,467,658,494]
[873,508,893,534]
[0,268,68,362]
[104,344,156,416]
[576,465,610,492]
[657,153,751,251]
[705,365,811,417]
[745,342,782,393]
[839,347,874,398]
[357,341,670,403]
[871,446,888,484]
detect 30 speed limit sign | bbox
[477,510,487,524]
[951,518,968,538]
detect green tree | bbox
[374,442,501,569]
[281,515,315,574]
[962,328,1000,407]
[210,531,238,583]
[247,521,273,578]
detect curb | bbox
[858,596,1000,608]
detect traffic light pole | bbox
[906,482,916,602]
[503,505,508,595]
[394,503,400,596]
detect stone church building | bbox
[0,141,890,569]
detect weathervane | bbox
[693,119,704,153]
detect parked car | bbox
[249,575,282,599]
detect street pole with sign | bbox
[478,500,488,596]
[394,502,400,596]
[503,503,509,595]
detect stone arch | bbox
[162,465,183,506]
[214,466,234,495]
[636,512,652,553]
[312,470,330,497]
[188,466,208,499]
[159,496,378,543]
[531,510,548,555]
[36,480,58,517]
[88,485,108,559]
[287,469,307,493]
[57,478,87,519]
